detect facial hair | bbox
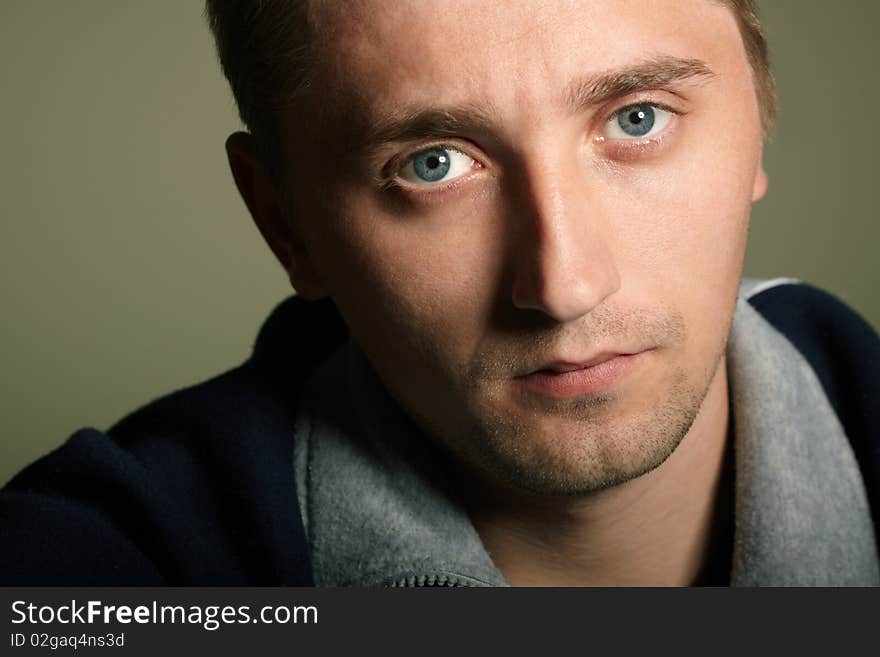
[431,303,727,496]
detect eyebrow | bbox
[359,104,499,152]
[565,55,715,113]
[357,55,715,150]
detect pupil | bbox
[413,149,452,182]
[617,105,654,137]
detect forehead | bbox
[306,0,745,122]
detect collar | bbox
[294,336,506,586]
[294,282,879,586]
[728,283,878,584]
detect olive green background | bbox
[1,1,877,486]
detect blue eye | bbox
[618,105,655,136]
[412,148,450,182]
[398,147,475,185]
[604,104,673,140]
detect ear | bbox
[751,144,769,202]
[224,132,327,300]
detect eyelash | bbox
[602,100,681,128]
[379,141,483,195]
[596,100,684,157]
[382,97,685,196]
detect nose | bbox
[510,162,620,323]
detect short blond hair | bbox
[206,0,776,171]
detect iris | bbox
[616,105,656,138]
[411,148,451,182]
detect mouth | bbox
[514,350,649,399]
[533,352,625,373]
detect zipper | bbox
[389,573,470,587]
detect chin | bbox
[462,367,705,496]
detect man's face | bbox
[278,0,767,494]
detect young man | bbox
[2,0,878,586]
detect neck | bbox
[468,357,733,587]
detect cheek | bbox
[308,189,503,374]
[601,131,757,359]
[607,170,749,304]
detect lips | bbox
[534,352,623,374]
[515,350,647,398]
